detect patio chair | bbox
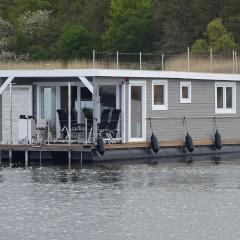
[54,110,68,143]
[86,109,111,142]
[105,109,121,143]
[55,109,82,143]
[98,109,111,136]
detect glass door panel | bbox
[41,86,56,138]
[131,86,142,139]
[99,85,116,112]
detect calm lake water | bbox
[1,157,240,240]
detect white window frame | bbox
[152,80,168,110]
[215,82,236,114]
[180,81,191,104]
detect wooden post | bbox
[25,150,28,168]
[68,150,71,170]
[9,150,12,167]
[39,150,42,167]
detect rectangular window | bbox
[180,82,191,103]
[152,80,168,110]
[215,82,236,114]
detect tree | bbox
[103,0,154,52]
[192,18,238,53]
[18,10,51,42]
[8,0,51,23]
[57,24,95,60]
[0,17,14,38]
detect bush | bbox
[57,24,95,60]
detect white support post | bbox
[9,82,12,144]
[121,82,126,143]
[0,77,14,96]
[139,52,142,70]
[162,53,164,71]
[78,76,93,94]
[68,82,71,145]
[116,51,119,69]
[92,50,95,69]
[92,77,98,143]
[210,48,213,73]
[85,117,88,144]
[187,47,190,72]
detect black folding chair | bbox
[98,109,111,136]
[54,110,68,142]
[55,109,83,143]
[105,109,121,143]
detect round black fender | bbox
[150,133,159,153]
[96,136,105,156]
[185,133,194,153]
[215,130,222,150]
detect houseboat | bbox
[0,68,240,165]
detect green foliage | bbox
[191,39,208,54]
[103,0,154,52]
[9,0,51,23]
[1,0,240,61]
[58,24,95,60]
[7,31,29,54]
[192,18,238,53]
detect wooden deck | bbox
[1,138,240,151]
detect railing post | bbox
[235,51,238,74]
[187,47,190,72]
[68,82,71,144]
[210,48,213,73]
[233,50,235,74]
[92,50,95,69]
[139,52,142,70]
[162,53,164,71]
[116,51,119,69]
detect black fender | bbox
[150,133,160,154]
[96,136,105,156]
[185,133,194,153]
[214,130,222,150]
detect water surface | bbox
[1,157,240,240]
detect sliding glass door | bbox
[40,86,56,138]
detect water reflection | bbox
[1,158,240,240]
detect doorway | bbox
[128,81,146,142]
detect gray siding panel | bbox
[146,79,240,141]
[125,78,240,142]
